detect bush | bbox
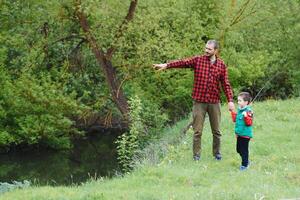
[0,66,89,149]
[116,96,143,172]
[116,94,168,172]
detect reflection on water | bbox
[0,132,120,185]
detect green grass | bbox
[1,99,300,200]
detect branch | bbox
[234,9,257,25]
[74,0,106,59]
[218,0,237,47]
[50,34,86,46]
[117,75,131,98]
[230,0,252,26]
[218,0,257,50]
[106,0,138,59]
[233,2,257,25]
[229,0,237,19]
[69,38,86,56]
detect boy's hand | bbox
[230,111,237,122]
[242,111,247,117]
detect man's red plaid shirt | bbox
[167,55,233,103]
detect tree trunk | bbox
[74,1,133,121]
[80,26,129,118]
[103,59,129,117]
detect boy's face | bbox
[238,96,248,108]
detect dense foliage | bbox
[0,0,299,149]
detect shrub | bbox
[0,66,89,150]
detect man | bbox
[153,40,235,161]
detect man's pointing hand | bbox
[153,63,168,71]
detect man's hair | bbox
[238,92,252,104]
[207,40,219,49]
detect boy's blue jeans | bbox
[236,136,250,167]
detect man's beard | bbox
[205,52,214,57]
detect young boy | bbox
[231,92,253,171]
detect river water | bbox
[0,132,120,185]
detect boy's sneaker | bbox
[239,165,248,171]
[215,153,222,161]
[193,155,200,161]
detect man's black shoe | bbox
[193,155,200,161]
[215,153,222,160]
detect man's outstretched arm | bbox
[153,56,197,71]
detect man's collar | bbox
[204,55,218,64]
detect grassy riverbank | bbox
[1,99,300,200]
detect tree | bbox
[74,0,138,121]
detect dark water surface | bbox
[0,132,120,185]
